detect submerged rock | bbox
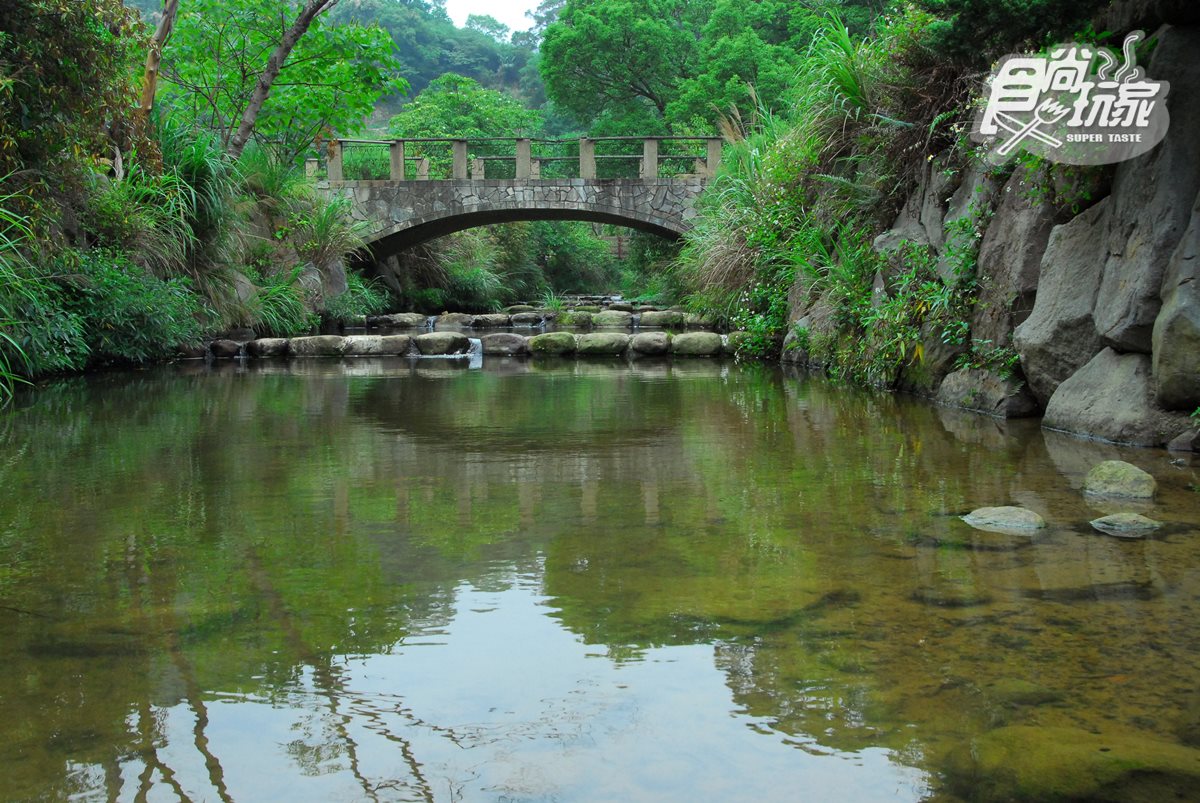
[575,332,629,355]
[943,725,1200,802]
[630,331,671,355]
[670,331,723,356]
[480,333,529,356]
[245,338,288,357]
[528,332,576,355]
[289,336,346,357]
[1083,460,1157,499]
[961,506,1046,534]
[413,331,469,355]
[1090,512,1162,538]
[987,678,1063,707]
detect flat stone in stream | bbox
[480,333,529,356]
[471,314,511,328]
[209,339,242,359]
[245,338,288,357]
[576,332,630,355]
[369,312,428,328]
[529,332,576,355]
[670,331,723,356]
[289,335,346,356]
[414,331,470,355]
[961,506,1046,534]
[1090,512,1162,538]
[630,331,671,355]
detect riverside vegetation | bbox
[3,0,1198,448]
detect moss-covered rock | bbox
[1084,461,1157,499]
[594,310,633,328]
[576,332,630,355]
[943,725,1200,802]
[670,331,723,356]
[961,506,1045,534]
[639,310,686,327]
[558,311,595,328]
[630,331,671,355]
[529,332,576,355]
[289,335,345,356]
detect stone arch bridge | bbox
[314,136,721,259]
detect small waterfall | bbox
[631,313,641,329]
[720,334,729,350]
[467,337,483,368]
[425,315,438,329]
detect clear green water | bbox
[1,358,1198,802]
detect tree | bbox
[465,14,509,43]
[162,0,405,159]
[540,0,713,124]
[138,0,181,121]
[388,73,542,139]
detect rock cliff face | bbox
[800,22,1199,448]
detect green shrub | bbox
[247,265,319,336]
[324,272,391,321]
[61,249,209,363]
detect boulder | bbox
[209,339,243,359]
[961,506,1046,534]
[943,725,1200,802]
[571,305,602,313]
[1090,512,1162,538]
[684,312,714,329]
[630,331,671,355]
[1094,27,1200,353]
[1014,197,1109,404]
[528,332,576,355]
[670,332,723,356]
[1153,188,1200,410]
[503,304,536,314]
[175,344,208,359]
[510,312,543,326]
[377,335,412,355]
[1167,429,1200,452]
[471,313,511,328]
[480,333,529,356]
[724,331,752,355]
[1044,348,1190,446]
[245,338,289,357]
[1083,460,1157,499]
[593,310,633,328]
[536,309,560,323]
[558,311,595,328]
[972,164,1057,347]
[435,312,475,327]
[608,301,634,312]
[369,312,428,328]
[872,152,961,254]
[341,335,386,356]
[639,310,686,327]
[289,335,346,356]
[413,331,470,355]
[936,368,1039,418]
[576,332,630,355]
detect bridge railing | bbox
[312,136,723,182]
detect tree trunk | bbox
[226,0,340,159]
[138,0,181,120]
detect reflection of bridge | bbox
[314,136,722,258]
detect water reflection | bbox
[0,360,1197,801]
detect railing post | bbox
[452,139,468,179]
[579,137,596,180]
[305,158,318,178]
[515,138,532,179]
[416,158,430,180]
[530,159,541,179]
[706,138,722,178]
[471,157,485,180]
[641,138,658,179]
[327,140,343,182]
[389,140,405,181]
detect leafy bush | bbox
[60,249,209,363]
[246,266,320,337]
[916,0,1112,65]
[290,196,370,268]
[324,272,391,321]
